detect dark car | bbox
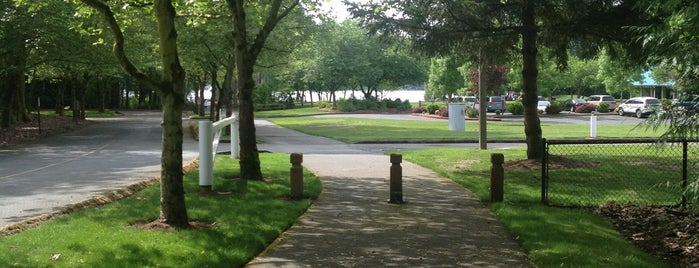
[672,95,699,111]
[563,99,587,112]
[474,96,507,112]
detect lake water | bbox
[330,90,428,103]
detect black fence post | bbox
[541,138,548,204]
[682,140,688,207]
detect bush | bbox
[466,108,479,118]
[399,100,412,111]
[336,99,356,112]
[379,100,388,110]
[507,101,524,115]
[575,103,597,113]
[426,104,442,115]
[412,106,427,113]
[545,104,563,115]
[597,102,610,113]
[317,100,330,109]
[438,107,449,117]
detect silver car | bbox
[617,97,661,118]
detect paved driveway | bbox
[0,111,199,229]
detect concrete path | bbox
[248,120,534,267]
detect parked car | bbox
[464,96,477,109]
[617,97,662,118]
[672,94,699,112]
[563,98,587,112]
[474,96,507,112]
[537,101,551,112]
[588,94,617,110]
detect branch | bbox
[79,0,159,91]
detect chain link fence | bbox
[542,139,699,207]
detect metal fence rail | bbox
[542,138,698,207]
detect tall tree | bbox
[79,0,190,228]
[226,0,302,180]
[350,0,648,159]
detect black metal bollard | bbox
[389,154,405,204]
[290,153,303,199]
[490,153,504,203]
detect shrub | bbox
[466,108,479,118]
[317,100,330,109]
[575,103,597,113]
[507,101,524,115]
[379,100,388,110]
[495,110,502,115]
[426,104,442,115]
[545,104,563,115]
[399,100,412,111]
[336,99,356,112]
[412,106,427,113]
[438,107,449,117]
[597,102,610,113]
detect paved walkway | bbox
[247,120,533,267]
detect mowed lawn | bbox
[269,117,665,143]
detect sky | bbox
[318,0,365,22]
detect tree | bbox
[636,1,699,94]
[79,0,190,228]
[350,0,648,159]
[226,0,302,181]
[426,56,465,102]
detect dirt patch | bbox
[0,114,94,148]
[504,155,600,170]
[132,219,216,231]
[595,203,698,267]
[439,159,479,172]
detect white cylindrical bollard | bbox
[589,113,597,138]
[199,121,213,190]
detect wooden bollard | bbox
[389,154,405,204]
[490,153,504,203]
[290,153,303,199]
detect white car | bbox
[617,97,661,118]
[537,100,550,112]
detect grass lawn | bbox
[270,117,666,143]
[255,106,330,118]
[46,110,119,118]
[0,153,321,267]
[395,147,667,267]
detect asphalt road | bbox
[0,111,199,229]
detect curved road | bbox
[0,111,199,229]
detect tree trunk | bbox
[159,91,188,227]
[153,0,189,228]
[521,0,543,160]
[236,53,263,181]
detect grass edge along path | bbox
[0,153,321,267]
[395,147,667,268]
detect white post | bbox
[230,119,239,159]
[199,121,213,191]
[589,112,597,139]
